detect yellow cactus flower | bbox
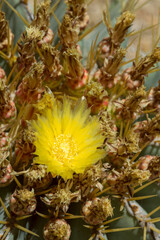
[32,97,106,180]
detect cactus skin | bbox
[0,1,160,240]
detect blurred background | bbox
[28,0,160,57]
[87,0,160,57]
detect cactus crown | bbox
[0,0,160,240]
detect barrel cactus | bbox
[0,0,160,239]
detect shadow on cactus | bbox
[0,0,160,239]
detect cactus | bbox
[0,0,160,240]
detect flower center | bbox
[52,134,78,164]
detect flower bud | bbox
[82,197,113,225]
[10,188,37,216]
[0,160,13,187]
[43,219,71,240]
[24,164,53,191]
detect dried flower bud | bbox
[17,1,51,72]
[0,11,7,42]
[17,33,36,73]
[73,161,108,198]
[147,156,160,180]
[10,188,37,216]
[138,155,160,180]
[41,183,80,213]
[43,219,71,240]
[121,67,141,90]
[62,47,84,87]
[115,86,147,120]
[97,11,134,67]
[134,114,160,146]
[65,0,89,32]
[96,37,112,68]
[33,91,55,115]
[24,164,53,190]
[100,110,117,134]
[100,48,126,88]
[122,48,160,87]
[85,80,108,113]
[0,11,14,51]
[0,81,16,123]
[15,124,36,170]
[40,43,62,79]
[26,26,43,42]
[38,28,54,46]
[0,67,7,86]
[16,62,45,104]
[31,0,50,37]
[106,167,151,194]
[147,80,160,109]
[82,197,113,225]
[68,69,88,90]
[59,15,79,47]
[0,160,13,187]
[79,11,89,31]
[0,131,10,161]
[137,155,154,171]
[112,11,135,46]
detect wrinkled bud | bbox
[43,219,71,240]
[10,188,37,216]
[82,197,113,225]
[24,164,53,190]
[0,160,13,187]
